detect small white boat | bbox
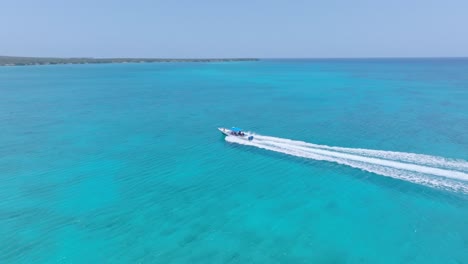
[218,127,254,141]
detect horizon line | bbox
[1,55,468,60]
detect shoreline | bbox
[0,56,259,66]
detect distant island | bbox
[0,56,259,66]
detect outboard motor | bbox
[248,136,254,141]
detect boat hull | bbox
[218,127,230,136]
[218,127,254,141]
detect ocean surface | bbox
[1,59,467,263]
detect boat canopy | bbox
[231,127,242,132]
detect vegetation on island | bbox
[0,56,259,66]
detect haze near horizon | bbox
[1,0,467,58]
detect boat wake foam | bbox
[225,134,468,194]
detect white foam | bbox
[252,135,468,172]
[225,134,468,194]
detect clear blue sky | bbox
[1,0,467,58]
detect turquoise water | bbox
[1,59,467,263]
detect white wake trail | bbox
[252,135,468,172]
[226,134,468,194]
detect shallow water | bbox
[1,59,467,263]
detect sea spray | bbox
[253,135,468,172]
[225,134,468,193]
